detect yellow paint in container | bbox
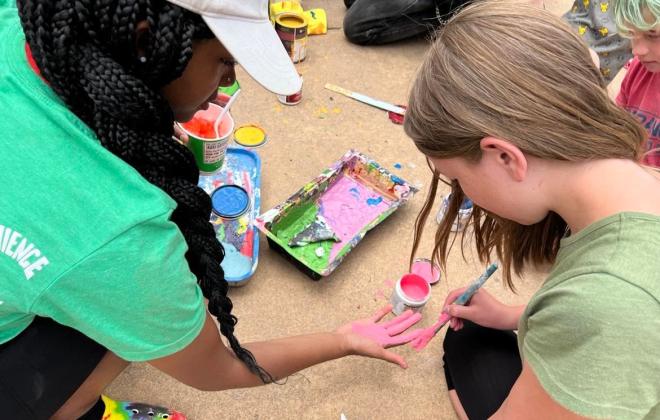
[275,12,308,63]
[234,124,268,148]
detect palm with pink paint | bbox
[347,306,424,347]
[336,305,424,368]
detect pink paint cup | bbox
[390,273,431,315]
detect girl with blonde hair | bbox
[405,1,660,419]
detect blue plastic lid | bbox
[211,185,250,219]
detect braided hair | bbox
[17,0,273,383]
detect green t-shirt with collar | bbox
[0,4,205,361]
[518,212,660,420]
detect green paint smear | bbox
[272,201,332,272]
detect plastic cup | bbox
[436,194,473,232]
[390,273,431,315]
[176,103,234,174]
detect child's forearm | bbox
[504,304,527,330]
[151,316,351,391]
[239,332,349,383]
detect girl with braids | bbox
[0,0,422,418]
[404,2,660,419]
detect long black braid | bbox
[17,0,273,383]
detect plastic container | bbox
[390,273,431,315]
[436,194,473,232]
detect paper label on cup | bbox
[203,140,228,164]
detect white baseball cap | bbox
[167,0,302,95]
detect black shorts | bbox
[0,317,106,420]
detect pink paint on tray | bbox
[319,175,392,260]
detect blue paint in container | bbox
[211,185,250,219]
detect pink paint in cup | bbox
[390,273,431,315]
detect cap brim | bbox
[203,16,302,96]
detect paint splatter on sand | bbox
[393,163,402,169]
[374,289,387,301]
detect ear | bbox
[480,136,528,182]
[134,20,151,59]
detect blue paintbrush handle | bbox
[452,263,499,305]
[430,263,499,336]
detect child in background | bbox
[564,0,632,82]
[404,2,660,419]
[614,0,660,168]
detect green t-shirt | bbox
[0,4,205,361]
[518,212,660,419]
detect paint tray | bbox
[256,150,417,280]
[198,148,261,286]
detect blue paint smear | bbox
[221,241,252,278]
[393,163,402,169]
[391,175,404,185]
[349,187,360,199]
[366,196,384,206]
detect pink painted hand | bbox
[336,304,424,369]
[347,305,423,347]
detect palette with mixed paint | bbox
[198,148,261,286]
[256,150,417,280]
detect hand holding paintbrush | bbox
[409,263,499,351]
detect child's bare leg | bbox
[449,390,469,420]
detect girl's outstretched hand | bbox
[442,287,522,331]
[335,305,423,369]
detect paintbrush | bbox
[324,83,406,115]
[411,262,499,350]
